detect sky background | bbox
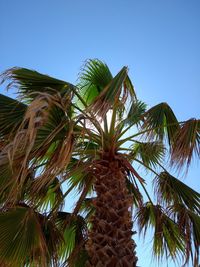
[0,1,200,266]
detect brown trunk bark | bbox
[86,159,138,267]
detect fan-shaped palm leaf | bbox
[125,100,146,126]
[170,204,200,265]
[143,102,180,145]
[154,171,200,213]
[171,119,200,168]
[0,206,49,266]
[135,202,185,263]
[77,59,113,106]
[131,141,165,168]
[1,68,74,101]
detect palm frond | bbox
[88,66,130,117]
[123,74,137,100]
[131,141,165,168]
[0,92,72,202]
[31,126,74,193]
[126,177,143,207]
[171,119,200,168]
[126,100,146,125]
[0,94,27,139]
[135,202,185,263]
[143,102,180,145]
[56,212,88,264]
[65,159,94,197]
[117,100,146,133]
[0,206,49,266]
[77,59,113,106]
[79,197,95,220]
[1,67,74,101]
[28,177,64,212]
[170,204,200,265]
[154,171,200,213]
[0,155,34,207]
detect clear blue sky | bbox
[0,1,200,266]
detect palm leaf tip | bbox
[1,67,74,101]
[79,59,113,89]
[143,102,179,144]
[77,59,113,107]
[154,171,200,213]
[171,119,200,169]
[135,203,186,263]
[170,204,200,266]
[0,206,49,265]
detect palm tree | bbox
[0,59,199,267]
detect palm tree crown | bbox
[0,59,199,266]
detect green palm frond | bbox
[135,202,185,263]
[0,207,87,267]
[126,100,146,125]
[65,159,94,197]
[79,59,113,89]
[79,197,95,220]
[88,65,134,117]
[32,103,73,166]
[117,100,146,133]
[0,206,49,266]
[77,59,113,106]
[143,102,180,145]
[1,68,74,101]
[123,74,137,100]
[171,119,200,168]
[126,177,143,207]
[56,212,88,264]
[154,171,200,213]
[170,204,200,265]
[0,94,27,139]
[132,141,165,168]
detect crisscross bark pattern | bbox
[86,159,137,267]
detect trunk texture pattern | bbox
[86,159,137,267]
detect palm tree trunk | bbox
[86,159,138,267]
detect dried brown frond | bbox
[31,125,74,193]
[87,90,116,118]
[0,91,72,203]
